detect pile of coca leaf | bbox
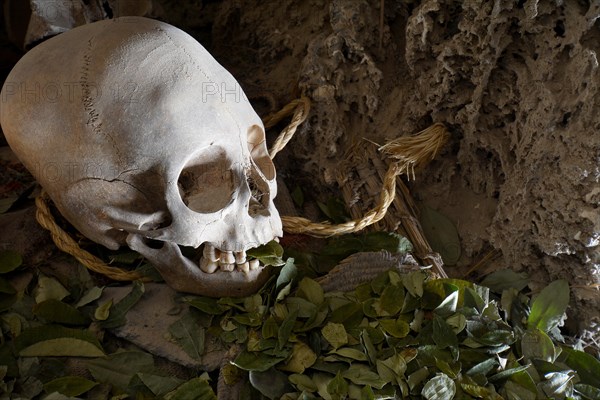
[0,238,599,399]
[192,261,599,399]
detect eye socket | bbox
[178,147,235,213]
[247,124,275,181]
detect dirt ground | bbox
[1,0,599,342]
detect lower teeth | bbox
[249,259,260,270]
[237,261,250,272]
[199,257,218,273]
[220,263,235,272]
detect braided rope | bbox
[266,96,311,159]
[281,162,402,236]
[34,95,448,279]
[277,104,449,237]
[35,192,147,281]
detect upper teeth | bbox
[220,251,236,265]
[199,244,259,274]
[235,251,246,264]
[203,245,220,262]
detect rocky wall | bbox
[207,0,600,339]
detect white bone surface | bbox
[0,17,282,296]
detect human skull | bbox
[0,17,282,297]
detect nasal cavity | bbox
[246,167,271,217]
[247,125,275,181]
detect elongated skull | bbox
[0,17,282,296]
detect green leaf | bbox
[470,327,514,347]
[289,373,318,392]
[134,372,183,396]
[480,269,529,292]
[322,322,348,350]
[278,308,298,350]
[362,231,413,254]
[421,281,446,309]
[575,383,600,400]
[421,373,456,400]
[86,351,154,390]
[377,353,407,385]
[504,381,537,400]
[435,359,458,379]
[232,350,286,372]
[100,280,145,329]
[321,232,411,266]
[559,347,600,388]
[408,367,429,391]
[510,369,538,394]
[16,326,104,357]
[527,280,569,333]
[317,197,349,224]
[247,240,285,267]
[75,286,104,308]
[281,342,317,373]
[403,271,426,297]
[435,290,458,316]
[169,312,205,360]
[539,371,575,398]
[286,296,318,318]
[460,382,494,398]
[420,205,461,265]
[250,368,291,399]
[33,299,89,325]
[360,385,376,400]
[0,250,22,274]
[298,277,324,305]
[489,365,530,382]
[376,284,404,316]
[261,316,278,340]
[291,185,304,207]
[276,258,297,291]
[445,313,466,334]
[342,364,387,389]
[379,318,410,338]
[466,358,497,376]
[521,329,556,362]
[35,275,70,303]
[360,329,377,365]
[329,301,364,329]
[185,296,230,315]
[94,299,112,321]
[43,376,97,397]
[463,287,486,311]
[168,377,217,400]
[330,347,368,362]
[327,372,349,399]
[3,312,23,337]
[370,270,392,295]
[433,315,458,349]
[313,372,335,400]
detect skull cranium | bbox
[0,17,283,296]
